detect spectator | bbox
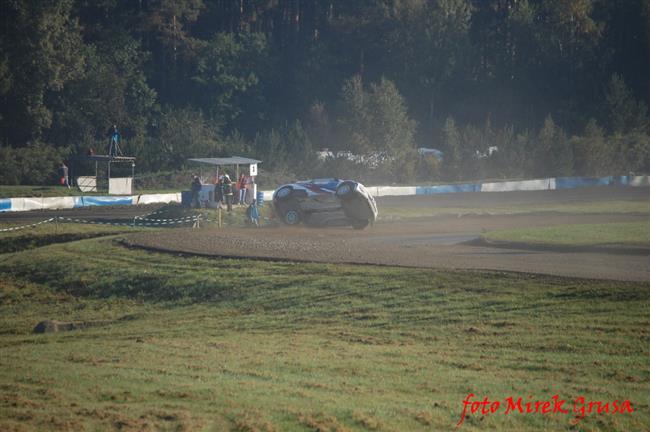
[237,173,247,205]
[190,175,202,208]
[108,125,121,156]
[222,173,233,212]
[58,161,70,189]
[246,199,260,227]
[214,175,224,207]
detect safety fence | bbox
[2,175,648,213]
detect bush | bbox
[0,142,68,185]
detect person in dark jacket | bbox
[222,174,233,212]
[190,175,202,208]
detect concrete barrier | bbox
[1,174,648,213]
[555,176,612,189]
[376,186,417,196]
[0,198,12,212]
[79,196,135,207]
[629,175,650,187]
[416,183,480,194]
[480,178,554,192]
[136,193,182,205]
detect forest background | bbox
[1,0,649,187]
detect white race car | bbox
[272,178,378,229]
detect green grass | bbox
[482,221,650,248]
[0,222,143,254]
[379,200,650,220]
[1,234,648,431]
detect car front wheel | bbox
[275,186,293,200]
[352,220,369,230]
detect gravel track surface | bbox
[124,187,649,282]
[124,211,649,282]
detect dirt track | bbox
[124,187,650,282]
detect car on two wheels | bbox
[272,178,378,229]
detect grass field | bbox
[379,200,650,220]
[482,221,650,248]
[1,229,649,431]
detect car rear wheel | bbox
[283,209,301,225]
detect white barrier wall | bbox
[136,193,182,205]
[629,176,650,187]
[480,178,554,192]
[375,186,417,197]
[9,197,80,212]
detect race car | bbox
[272,178,378,229]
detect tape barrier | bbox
[0,214,198,233]
[0,218,55,232]
[59,214,199,227]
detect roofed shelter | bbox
[188,157,261,180]
[187,156,261,205]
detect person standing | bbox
[190,175,202,208]
[246,199,260,227]
[237,173,247,205]
[58,161,70,188]
[222,174,233,212]
[214,175,224,207]
[108,125,121,156]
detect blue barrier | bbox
[0,198,11,212]
[416,183,481,195]
[555,176,612,189]
[611,176,630,186]
[80,196,134,207]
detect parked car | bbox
[272,178,378,229]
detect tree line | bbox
[1,0,649,186]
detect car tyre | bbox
[336,181,356,199]
[275,186,293,200]
[352,220,369,230]
[283,208,301,225]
